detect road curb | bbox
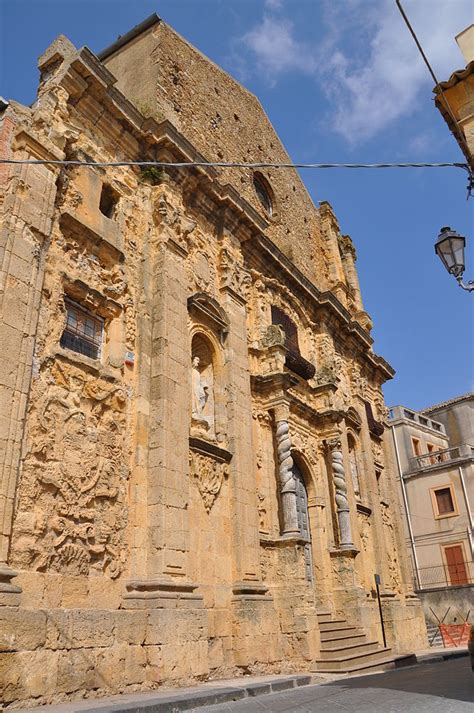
[415,648,468,665]
[80,675,315,713]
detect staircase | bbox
[311,610,414,675]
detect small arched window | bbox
[253,172,273,217]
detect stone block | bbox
[70,610,115,648]
[56,648,97,694]
[46,609,72,650]
[0,607,47,651]
[115,610,147,645]
[94,644,127,690]
[124,644,147,685]
[20,649,59,699]
[61,576,89,608]
[0,652,22,703]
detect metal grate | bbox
[60,300,103,360]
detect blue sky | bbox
[1,0,473,410]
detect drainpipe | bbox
[458,465,474,559]
[391,424,422,590]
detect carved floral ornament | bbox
[189,450,229,512]
[11,359,129,578]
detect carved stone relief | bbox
[10,359,129,578]
[357,510,371,553]
[189,450,229,512]
[380,502,401,592]
[153,190,196,252]
[219,244,251,301]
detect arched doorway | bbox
[293,460,313,582]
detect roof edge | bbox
[422,392,474,414]
[97,13,161,61]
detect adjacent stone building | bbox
[0,14,427,707]
[434,23,474,167]
[389,395,473,640]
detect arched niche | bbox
[188,292,229,345]
[347,431,361,499]
[290,451,315,582]
[190,327,227,445]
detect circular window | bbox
[253,172,274,217]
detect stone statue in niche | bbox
[191,356,209,429]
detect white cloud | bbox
[264,0,284,9]
[237,0,473,143]
[319,0,473,143]
[241,15,316,81]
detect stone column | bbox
[274,412,300,537]
[327,437,355,549]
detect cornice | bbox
[49,39,394,382]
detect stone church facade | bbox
[0,14,426,706]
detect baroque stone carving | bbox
[327,438,354,549]
[275,420,299,535]
[380,502,402,592]
[11,359,129,578]
[260,324,285,349]
[189,451,229,512]
[219,245,251,301]
[371,439,385,468]
[357,510,371,553]
[153,191,196,251]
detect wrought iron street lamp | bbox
[435,226,474,292]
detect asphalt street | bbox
[191,657,474,712]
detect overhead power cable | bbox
[395,0,472,165]
[0,159,469,170]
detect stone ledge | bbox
[67,674,316,713]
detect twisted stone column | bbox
[276,420,299,536]
[327,438,354,549]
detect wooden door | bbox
[293,462,313,582]
[444,545,468,585]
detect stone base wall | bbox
[0,605,210,708]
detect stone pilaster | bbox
[123,181,201,608]
[0,120,62,604]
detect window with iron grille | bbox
[60,299,103,360]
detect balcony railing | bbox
[414,561,474,590]
[408,443,474,472]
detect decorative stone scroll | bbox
[275,420,299,536]
[327,438,354,550]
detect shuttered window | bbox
[434,487,455,515]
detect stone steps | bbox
[313,653,415,676]
[320,640,380,659]
[314,610,409,675]
[313,646,392,670]
[321,632,367,647]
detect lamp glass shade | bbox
[435,229,465,277]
